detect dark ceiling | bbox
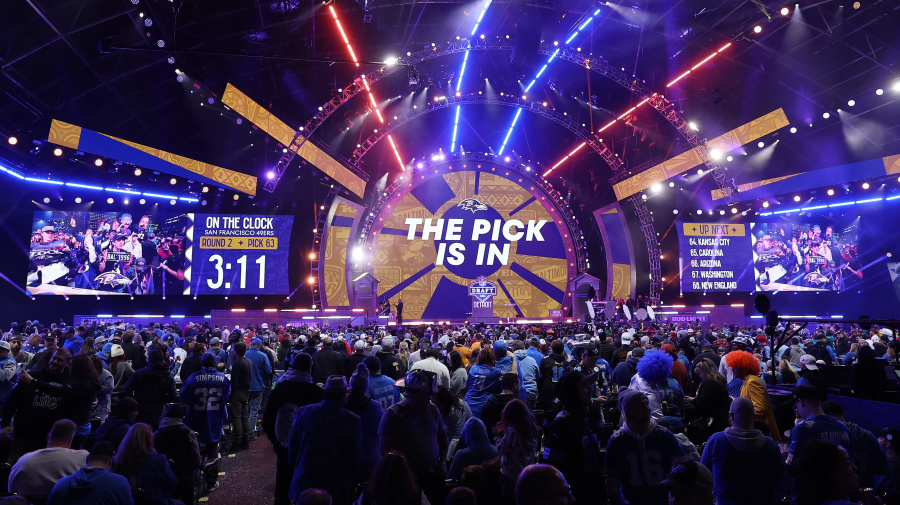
[1,0,899,213]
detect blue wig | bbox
[637,349,674,384]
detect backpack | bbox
[275,403,299,447]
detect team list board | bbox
[679,222,754,292]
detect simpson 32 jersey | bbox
[181,367,231,443]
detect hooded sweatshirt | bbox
[700,427,783,505]
[447,417,499,480]
[48,466,135,505]
[606,419,684,505]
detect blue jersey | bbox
[789,415,853,461]
[367,374,401,410]
[465,364,502,419]
[181,367,231,443]
[595,358,611,385]
[656,378,685,432]
[606,424,684,505]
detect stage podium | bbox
[568,273,602,322]
[351,272,379,324]
[469,276,500,324]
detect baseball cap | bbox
[632,347,645,358]
[354,340,366,351]
[209,337,220,345]
[0,341,9,351]
[621,332,633,345]
[9,335,24,342]
[661,343,676,354]
[821,401,846,417]
[575,343,600,358]
[875,427,900,441]
[799,354,818,370]
[793,384,823,401]
[493,340,508,355]
[110,344,124,358]
[251,338,262,346]
[401,369,437,395]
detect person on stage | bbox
[395,299,404,326]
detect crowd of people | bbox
[0,316,897,505]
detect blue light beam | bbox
[451,106,461,153]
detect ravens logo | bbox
[456,198,488,213]
[94,272,133,287]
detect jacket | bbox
[117,452,178,505]
[0,354,18,407]
[121,362,177,427]
[246,348,274,392]
[1,369,68,439]
[48,466,135,505]
[153,417,202,477]
[700,427,783,505]
[312,348,345,384]
[263,371,324,446]
[739,375,780,441]
[447,417,499,480]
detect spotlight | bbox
[43,197,50,203]
[697,209,703,215]
[731,207,738,214]
[384,56,398,66]
[876,88,884,95]
[757,141,765,148]
[124,199,129,204]
[170,199,176,205]
[107,197,114,204]
[233,194,240,201]
[697,169,704,176]
[7,136,17,145]
[669,182,675,188]
[139,198,146,204]
[848,99,855,107]
[893,81,900,92]
[709,148,722,160]
[793,195,801,202]
[790,127,797,134]
[641,194,648,200]
[308,276,316,284]
[719,210,726,215]
[753,25,762,34]
[862,182,870,189]
[726,155,733,162]
[852,1,860,8]
[780,6,790,15]
[201,200,207,206]
[688,122,698,131]
[144,18,152,26]
[134,168,142,176]
[94,158,103,167]
[75,197,82,203]
[169,178,177,185]
[762,201,770,208]
[202,186,209,193]
[309,252,317,260]
[267,171,275,179]
[53,148,63,157]
[651,183,662,193]
[504,157,510,162]
[673,209,678,215]
[167,56,175,64]
[827,189,834,196]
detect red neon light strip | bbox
[544,142,587,177]
[387,135,406,171]
[666,42,732,88]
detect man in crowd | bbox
[787,385,853,467]
[611,347,643,389]
[876,426,900,495]
[797,354,829,400]
[364,355,401,409]
[481,373,520,440]
[153,404,202,504]
[0,340,18,414]
[230,342,253,452]
[410,345,451,389]
[515,464,574,505]
[9,419,88,501]
[822,400,888,490]
[312,336,344,384]
[377,336,406,380]
[247,337,274,437]
[700,397,783,505]
[344,340,368,379]
[288,375,363,505]
[121,349,177,430]
[47,441,134,505]
[182,352,231,494]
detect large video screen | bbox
[27,211,293,296]
[678,217,863,293]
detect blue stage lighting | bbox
[450,106,461,152]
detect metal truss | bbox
[630,195,662,306]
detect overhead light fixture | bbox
[847,99,855,107]
[202,186,209,193]
[822,112,830,119]
[233,194,240,201]
[53,148,63,157]
[876,88,884,95]
[107,197,114,204]
[780,6,790,15]
[75,197,82,203]
[862,182,870,189]
[169,178,177,185]
[7,136,17,145]
[170,199,176,205]
[790,127,797,133]
[94,158,103,167]
[726,155,733,162]
[753,25,762,34]
[827,189,834,196]
[43,197,50,203]
[731,207,738,214]
[762,201,770,208]
[758,141,765,148]
[793,195,801,202]
[139,198,146,204]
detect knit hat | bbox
[350,362,369,393]
[363,355,381,373]
[110,344,124,358]
[618,388,648,416]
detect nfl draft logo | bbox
[468,276,498,302]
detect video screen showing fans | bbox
[753,219,862,292]
[27,211,189,296]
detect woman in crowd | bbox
[354,451,430,505]
[448,350,468,396]
[465,347,502,419]
[398,341,411,371]
[433,386,472,449]
[841,342,859,366]
[89,354,114,426]
[780,357,799,384]
[79,337,95,357]
[110,344,135,392]
[20,353,102,449]
[686,358,731,437]
[795,440,859,505]
[727,350,780,441]
[495,399,538,503]
[114,423,181,505]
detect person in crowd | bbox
[96,397,139,449]
[514,464,573,505]
[661,459,716,505]
[691,344,721,370]
[432,386,472,450]
[180,352,229,493]
[536,341,563,411]
[410,346,451,389]
[153,404,202,504]
[496,399,538,503]
[541,370,605,504]
[447,486,477,505]
[851,345,886,400]
[700,397,783,505]
[482,373,520,441]
[346,362,384,479]
[787,385,852,467]
[611,347,644,389]
[109,344,134,392]
[686,358,731,437]
[448,350,468,396]
[247,337,274,437]
[8,335,31,370]
[465,347,503,419]
[611,333,634,368]
[875,426,900,495]
[288,375,363,505]
[48,441,134,505]
[822,401,888,491]
[344,340,368,380]
[453,335,473,367]
[727,350,780,441]
[362,355,401,410]
[379,369,448,504]
[779,357,799,384]
[89,354,114,428]
[9,419,88,501]
[313,337,345,384]
[121,330,146,371]
[795,440,859,505]
[20,353,100,449]
[663,343,691,393]
[629,349,685,432]
[511,341,539,406]
[113,423,180,505]
[178,342,205,383]
[1,348,71,462]
[355,451,429,505]
[229,341,252,452]
[447,417,499,481]
[841,342,859,366]
[121,349,177,430]
[606,389,684,505]
[797,354,829,400]
[264,352,323,505]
